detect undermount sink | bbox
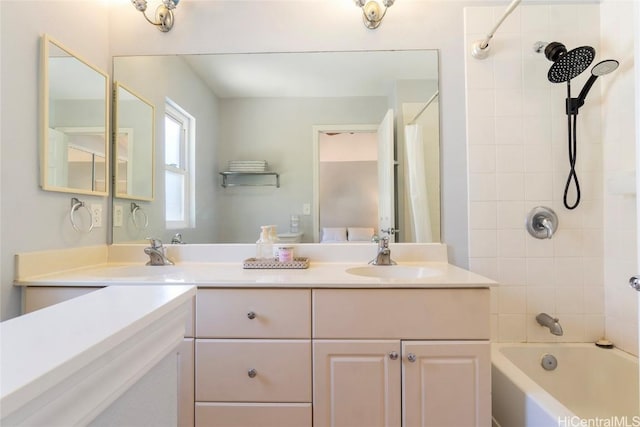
[345,265,442,279]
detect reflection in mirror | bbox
[41,34,109,195]
[114,82,155,201]
[112,50,440,244]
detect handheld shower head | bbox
[575,59,620,108]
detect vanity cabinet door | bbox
[178,339,194,427]
[402,341,491,427]
[313,340,401,427]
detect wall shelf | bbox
[219,171,280,188]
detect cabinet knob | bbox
[407,353,417,363]
[388,351,399,360]
[248,368,257,378]
[247,311,256,320]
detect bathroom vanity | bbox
[15,243,493,427]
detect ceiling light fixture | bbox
[354,0,394,29]
[131,0,180,32]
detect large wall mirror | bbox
[111,50,440,244]
[40,34,110,196]
[114,82,155,201]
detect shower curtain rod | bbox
[408,90,439,125]
[471,0,522,59]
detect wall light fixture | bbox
[131,0,180,32]
[355,0,394,29]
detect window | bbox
[164,99,195,229]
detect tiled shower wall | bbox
[464,4,606,343]
[600,0,638,356]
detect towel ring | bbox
[131,202,149,231]
[70,197,94,233]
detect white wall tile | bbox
[469,173,496,201]
[498,257,527,286]
[496,145,524,173]
[496,173,524,200]
[495,89,523,117]
[498,229,526,258]
[469,229,498,257]
[498,286,527,314]
[497,201,525,229]
[524,173,553,200]
[469,201,497,230]
[495,117,524,145]
[469,145,496,173]
[464,3,613,345]
[498,314,527,342]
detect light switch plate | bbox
[303,203,311,215]
[114,205,123,227]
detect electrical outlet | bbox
[114,205,123,227]
[91,204,103,228]
[303,203,311,215]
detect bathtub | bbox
[492,343,639,427]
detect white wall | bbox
[112,55,219,244]
[465,2,638,355]
[0,1,110,320]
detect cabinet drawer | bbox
[195,402,312,427]
[196,339,311,402]
[313,288,489,339]
[196,289,310,338]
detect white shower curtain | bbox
[404,124,433,242]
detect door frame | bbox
[312,124,378,243]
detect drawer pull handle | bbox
[247,311,256,320]
[407,353,417,363]
[388,351,399,360]
[248,368,257,378]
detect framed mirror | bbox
[114,82,155,201]
[112,50,440,244]
[40,34,110,196]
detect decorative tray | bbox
[242,257,309,269]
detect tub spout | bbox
[536,313,563,336]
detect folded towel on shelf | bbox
[347,227,375,242]
[227,160,268,172]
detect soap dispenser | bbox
[256,226,273,259]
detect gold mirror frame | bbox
[40,34,110,196]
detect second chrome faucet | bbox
[369,233,396,266]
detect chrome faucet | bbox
[171,233,185,244]
[536,313,563,336]
[369,235,396,266]
[144,238,174,266]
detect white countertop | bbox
[1,285,196,425]
[15,261,494,288]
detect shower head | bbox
[591,59,619,76]
[576,59,620,104]
[545,42,595,83]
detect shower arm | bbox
[471,0,522,59]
